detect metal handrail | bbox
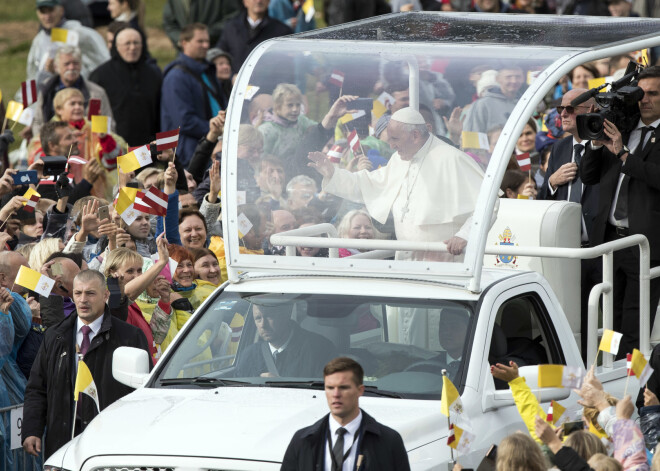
[271,230,654,358]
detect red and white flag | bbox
[328,70,345,87]
[134,187,168,216]
[21,80,37,108]
[546,403,553,423]
[516,152,531,171]
[347,130,361,154]
[327,145,343,163]
[144,187,168,216]
[156,129,179,151]
[447,424,455,446]
[627,353,635,377]
[68,156,88,165]
[24,194,40,213]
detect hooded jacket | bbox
[463,87,521,134]
[89,26,162,147]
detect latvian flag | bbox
[328,70,345,87]
[327,145,343,163]
[156,129,179,151]
[347,130,361,154]
[134,187,168,216]
[24,194,40,213]
[21,80,37,108]
[516,152,532,172]
[627,353,635,377]
[447,424,455,446]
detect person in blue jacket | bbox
[161,23,227,168]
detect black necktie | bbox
[614,126,653,221]
[332,427,347,471]
[569,144,584,203]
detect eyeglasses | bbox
[556,104,588,115]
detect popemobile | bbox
[46,11,660,470]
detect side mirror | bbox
[482,365,571,411]
[113,346,150,388]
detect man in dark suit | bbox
[539,88,600,360]
[581,65,660,358]
[281,357,410,471]
[22,269,150,460]
[234,301,337,378]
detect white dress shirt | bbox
[76,315,104,355]
[608,117,660,227]
[325,411,362,471]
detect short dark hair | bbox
[323,357,364,386]
[180,23,207,43]
[40,121,69,155]
[179,207,208,234]
[638,65,660,81]
[74,269,106,287]
[45,251,84,269]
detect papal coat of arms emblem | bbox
[494,226,518,267]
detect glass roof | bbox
[295,12,660,49]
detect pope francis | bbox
[308,107,485,262]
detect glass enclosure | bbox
[156,292,476,399]
[227,39,568,266]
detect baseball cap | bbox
[36,0,61,8]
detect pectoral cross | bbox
[400,204,410,222]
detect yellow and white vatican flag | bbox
[74,359,100,412]
[599,329,623,355]
[538,364,585,389]
[15,266,55,297]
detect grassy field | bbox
[0,0,174,101]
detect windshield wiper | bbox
[160,377,252,387]
[264,381,402,398]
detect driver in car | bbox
[407,307,469,378]
[234,302,338,378]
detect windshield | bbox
[157,291,475,399]
[226,39,567,268]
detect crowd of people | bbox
[1,0,660,468]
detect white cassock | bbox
[324,134,485,261]
[323,134,486,345]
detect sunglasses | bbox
[556,104,588,115]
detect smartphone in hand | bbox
[12,171,38,185]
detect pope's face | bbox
[386,120,420,160]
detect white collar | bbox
[247,16,263,28]
[269,329,294,355]
[329,410,362,438]
[636,117,660,130]
[77,314,104,337]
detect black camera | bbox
[574,62,644,141]
[41,155,68,176]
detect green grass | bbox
[0,2,36,22]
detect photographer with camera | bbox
[581,65,660,358]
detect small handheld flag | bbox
[5,101,24,122]
[22,188,41,207]
[18,107,34,126]
[347,129,361,154]
[68,156,88,166]
[546,403,553,423]
[631,349,654,386]
[51,27,79,46]
[447,423,475,454]
[302,0,315,23]
[516,152,532,172]
[21,80,37,108]
[24,194,40,213]
[538,364,585,389]
[134,187,168,217]
[461,131,489,150]
[91,115,112,134]
[15,265,55,297]
[118,145,152,173]
[339,110,366,125]
[328,70,345,88]
[245,85,260,101]
[627,353,635,377]
[114,187,139,225]
[599,329,623,355]
[327,145,343,163]
[74,359,100,411]
[156,129,180,151]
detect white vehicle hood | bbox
[66,386,443,462]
